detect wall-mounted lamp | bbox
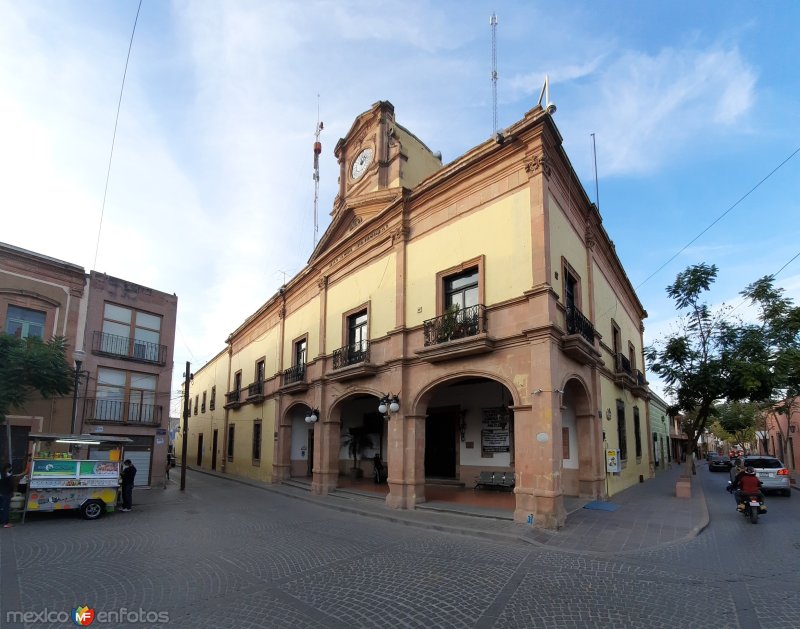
[305,408,319,424]
[378,394,400,418]
[606,408,612,421]
[554,389,564,394]
[791,424,797,434]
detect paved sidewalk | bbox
[144,463,708,557]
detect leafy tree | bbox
[646,264,772,474]
[741,276,800,468]
[0,334,75,461]
[716,401,758,452]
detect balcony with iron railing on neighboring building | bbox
[246,380,265,403]
[224,389,241,409]
[561,304,600,366]
[280,364,308,392]
[91,330,168,365]
[84,398,162,426]
[328,341,376,382]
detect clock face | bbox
[351,147,373,180]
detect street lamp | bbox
[70,349,86,435]
[378,394,400,418]
[305,408,319,424]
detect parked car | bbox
[709,456,732,472]
[706,452,720,462]
[729,455,792,496]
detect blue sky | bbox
[2,1,799,407]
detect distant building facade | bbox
[178,101,651,529]
[0,242,177,487]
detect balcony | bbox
[614,353,637,389]
[224,389,242,410]
[246,380,265,403]
[91,331,167,366]
[280,364,308,394]
[416,304,494,363]
[561,305,600,366]
[84,398,162,426]
[632,369,649,398]
[328,341,377,382]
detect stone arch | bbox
[559,374,603,499]
[411,370,521,417]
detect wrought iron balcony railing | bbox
[615,353,633,376]
[332,341,370,369]
[225,390,241,405]
[565,304,595,345]
[92,330,167,365]
[423,304,486,347]
[247,380,264,397]
[84,398,162,426]
[282,364,306,386]
[636,370,647,387]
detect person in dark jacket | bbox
[731,466,764,511]
[1,464,15,528]
[120,459,137,512]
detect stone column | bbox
[311,416,340,496]
[385,413,426,509]
[513,393,566,530]
[576,411,604,498]
[272,410,292,483]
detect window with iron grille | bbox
[617,399,627,461]
[201,391,206,414]
[256,359,265,382]
[210,386,216,410]
[227,424,235,462]
[252,420,262,462]
[194,395,198,415]
[634,406,642,459]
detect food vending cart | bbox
[23,433,132,521]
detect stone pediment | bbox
[310,188,402,262]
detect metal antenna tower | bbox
[490,12,498,134]
[313,95,323,248]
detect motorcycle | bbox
[727,481,766,524]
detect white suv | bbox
[730,456,791,496]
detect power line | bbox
[636,144,800,292]
[93,0,143,270]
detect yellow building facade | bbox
[180,101,651,529]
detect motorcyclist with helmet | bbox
[730,466,765,512]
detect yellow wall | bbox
[283,296,321,365]
[600,378,650,495]
[224,398,276,482]
[405,188,532,325]
[230,326,281,382]
[592,262,643,366]
[390,125,442,190]
[326,254,396,347]
[548,193,588,306]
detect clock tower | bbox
[328,101,443,230]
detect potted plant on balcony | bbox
[439,304,461,342]
[341,427,373,479]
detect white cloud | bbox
[561,44,758,177]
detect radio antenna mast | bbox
[313,94,323,249]
[490,12,499,134]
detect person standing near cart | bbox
[1,464,15,528]
[120,459,137,512]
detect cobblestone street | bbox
[1,467,798,628]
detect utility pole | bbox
[180,361,191,491]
